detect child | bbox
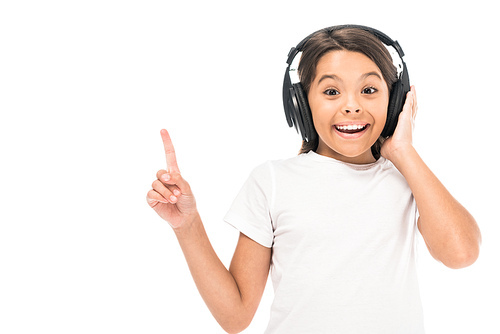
[146,25,481,333]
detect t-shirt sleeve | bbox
[224,161,274,248]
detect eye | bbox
[362,86,378,94]
[324,88,340,96]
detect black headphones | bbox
[283,24,410,142]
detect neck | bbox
[315,141,377,164]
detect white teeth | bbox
[336,124,366,131]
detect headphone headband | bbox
[287,24,404,66]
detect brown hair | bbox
[297,27,398,159]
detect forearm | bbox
[390,147,481,268]
[174,213,246,331]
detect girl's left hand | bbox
[380,85,418,162]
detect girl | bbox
[146,26,481,333]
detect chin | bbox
[319,125,383,161]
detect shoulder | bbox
[248,152,309,176]
[240,154,311,194]
[246,153,316,185]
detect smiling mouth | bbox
[334,124,369,134]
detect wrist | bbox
[388,145,419,175]
[384,143,414,165]
[173,211,202,239]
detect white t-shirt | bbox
[224,151,425,333]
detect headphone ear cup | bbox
[293,83,317,142]
[382,80,405,137]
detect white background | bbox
[1,0,498,333]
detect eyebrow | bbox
[317,71,382,84]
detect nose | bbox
[343,94,361,114]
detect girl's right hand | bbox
[147,129,197,229]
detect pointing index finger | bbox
[160,129,180,173]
